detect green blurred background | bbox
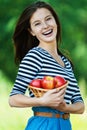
[0,0,87,130]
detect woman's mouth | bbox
[42,29,53,36]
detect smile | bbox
[42,29,53,35]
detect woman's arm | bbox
[67,102,85,114]
[9,87,66,108]
[9,94,41,107]
[54,101,85,114]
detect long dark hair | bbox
[13,1,61,64]
[13,1,72,66]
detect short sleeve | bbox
[71,88,84,104]
[10,48,42,96]
[71,76,84,104]
[62,56,84,104]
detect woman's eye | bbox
[46,17,52,21]
[34,23,40,26]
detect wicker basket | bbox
[29,81,68,98]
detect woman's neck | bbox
[38,41,58,55]
[38,42,65,67]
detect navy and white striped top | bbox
[10,47,83,104]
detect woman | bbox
[9,1,85,130]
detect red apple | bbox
[54,76,66,88]
[41,76,54,89]
[30,79,41,88]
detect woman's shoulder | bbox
[27,46,44,55]
[61,55,74,71]
[58,49,73,68]
[22,46,43,62]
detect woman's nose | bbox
[42,22,48,28]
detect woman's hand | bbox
[39,87,66,107]
[53,100,85,114]
[53,100,68,111]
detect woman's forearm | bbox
[9,94,41,108]
[66,102,85,114]
[56,101,85,114]
[8,88,66,108]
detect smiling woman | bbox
[9,1,85,130]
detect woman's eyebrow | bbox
[45,14,52,18]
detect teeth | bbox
[43,29,52,35]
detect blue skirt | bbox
[25,107,72,130]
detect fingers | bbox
[56,87,66,92]
[45,88,59,95]
[41,88,66,107]
[45,87,66,97]
[56,87,66,96]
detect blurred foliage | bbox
[0,0,87,85]
[48,0,87,81]
[0,0,36,81]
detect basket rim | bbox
[28,80,69,91]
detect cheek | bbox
[32,27,42,35]
[31,28,42,39]
[48,19,56,25]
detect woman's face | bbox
[30,8,57,44]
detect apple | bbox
[54,76,66,88]
[41,76,54,89]
[30,79,41,88]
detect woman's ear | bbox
[28,28,35,36]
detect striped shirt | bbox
[10,47,83,104]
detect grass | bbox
[0,71,32,130]
[0,71,87,130]
[0,96,32,130]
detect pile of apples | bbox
[29,76,67,89]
